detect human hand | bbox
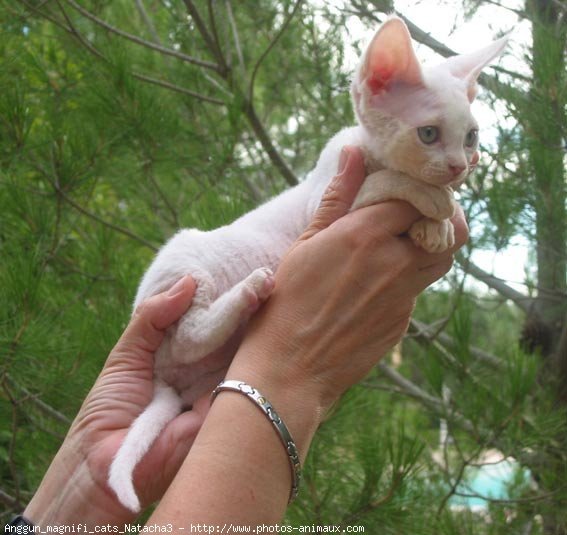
[25,277,208,526]
[228,146,468,440]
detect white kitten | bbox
[109,17,508,512]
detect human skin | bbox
[23,146,467,528]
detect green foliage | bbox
[1,0,566,532]
[288,388,433,533]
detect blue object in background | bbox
[449,457,531,510]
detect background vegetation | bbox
[1,0,565,533]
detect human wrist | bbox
[24,436,135,529]
[211,380,302,503]
[226,344,328,463]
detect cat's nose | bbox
[448,164,466,177]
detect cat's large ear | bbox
[360,16,423,94]
[445,35,509,102]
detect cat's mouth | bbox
[449,169,470,187]
[451,176,467,191]
[420,170,468,188]
[451,158,478,189]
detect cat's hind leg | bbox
[172,267,275,361]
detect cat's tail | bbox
[108,381,183,513]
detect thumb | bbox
[114,275,197,358]
[299,146,366,241]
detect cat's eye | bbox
[465,128,479,148]
[417,126,440,145]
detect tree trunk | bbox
[524,2,567,533]
[525,0,567,365]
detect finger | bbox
[299,146,366,242]
[450,203,469,251]
[115,275,197,356]
[415,253,455,291]
[344,200,423,239]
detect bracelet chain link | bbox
[211,380,301,503]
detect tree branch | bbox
[409,318,505,369]
[0,488,20,510]
[29,0,225,106]
[377,351,563,461]
[407,316,515,407]
[376,362,444,411]
[225,0,245,73]
[61,189,158,251]
[479,0,527,19]
[40,172,158,251]
[182,0,227,73]
[132,71,225,105]
[134,0,161,44]
[375,363,478,436]
[54,0,105,60]
[140,159,180,228]
[243,101,298,186]
[206,0,223,68]
[457,253,534,314]
[374,362,547,466]
[56,0,298,187]
[248,0,304,102]
[4,375,71,425]
[183,1,299,186]
[64,0,221,72]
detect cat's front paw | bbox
[409,218,455,253]
[413,185,456,221]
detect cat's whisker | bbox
[422,160,448,181]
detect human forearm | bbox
[149,365,322,526]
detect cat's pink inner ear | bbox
[363,17,423,95]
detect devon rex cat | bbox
[109,17,508,512]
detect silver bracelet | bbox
[211,380,301,503]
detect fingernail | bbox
[337,147,350,174]
[167,276,189,297]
